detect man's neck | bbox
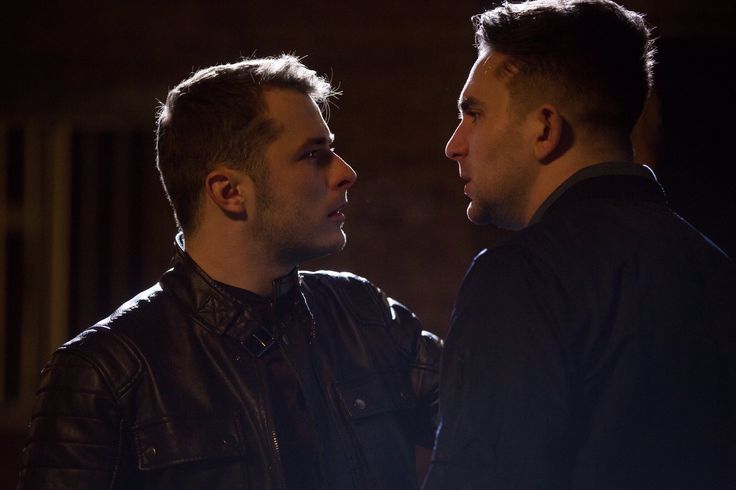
[184,229,294,297]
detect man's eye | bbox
[459,111,479,122]
[302,149,325,159]
[302,148,335,163]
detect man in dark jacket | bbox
[424,1,735,489]
[19,55,441,490]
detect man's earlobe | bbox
[534,105,564,163]
[205,168,249,220]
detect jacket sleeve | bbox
[386,296,442,449]
[425,247,572,490]
[18,347,126,489]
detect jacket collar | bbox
[531,162,667,225]
[162,233,314,350]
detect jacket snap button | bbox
[144,446,157,460]
[223,436,236,446]
[354,398,366,410]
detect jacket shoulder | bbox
[300,270,376,293]
[300,270,392,325]
[59,283,163,398]
[300,270,440,359]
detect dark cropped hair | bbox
[156,55,336,233]
[474,0,655,133]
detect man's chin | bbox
[294,234,347,264]
[466,203,493,226]
[325,230,347,254]
[467,203,523,230]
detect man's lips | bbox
[328,203,347,220]
[460,175,472,197]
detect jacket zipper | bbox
[264,302,288,490]
[271,425,282,465]
[257,351,287,490]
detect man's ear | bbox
[533,104,564,163]
[204,167,250,220]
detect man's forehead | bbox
[264,89,331,139]
[460,56,495,98]
[460,52,515,101]
[265,89,322,119]
[472,52,512,82]
[279,119,332,146]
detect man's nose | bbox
[445,124,467,161]
[331,153,357,190]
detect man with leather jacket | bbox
[19,55,441,490]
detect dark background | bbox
[1,0,735,487]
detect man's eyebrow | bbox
[459,96,480,111]
[458,96,483,112]
[299,133,335,149]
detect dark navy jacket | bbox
[425,164,736,489]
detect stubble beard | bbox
[470,150,533,231]
[470,93,540,231]
[251,187,346,267]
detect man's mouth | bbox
[328,203,347,220]
[460,175,472,197]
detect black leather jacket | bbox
[20,244,441,489]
